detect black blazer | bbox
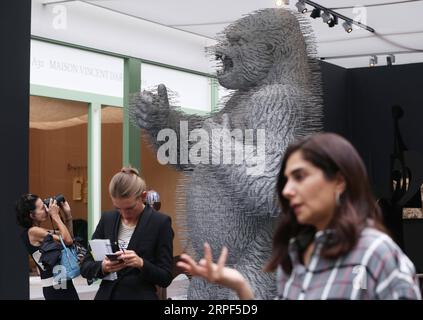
[80,205,174,300]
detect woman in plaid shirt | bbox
[177,133,421,300]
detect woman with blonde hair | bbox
[81,167,174,300]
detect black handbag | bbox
[39,233,62,270]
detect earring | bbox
[335,192,341,206]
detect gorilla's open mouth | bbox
[215,53,234,74]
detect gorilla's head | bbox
[212,9,307,90]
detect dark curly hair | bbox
[16,193,39,229]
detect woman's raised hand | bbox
[59,200,72,219]
[177,243,254,299]
[46,199,60,220]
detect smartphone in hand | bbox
[106,253,123,262]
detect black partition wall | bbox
[320,61,350,138]
[321,60,423,272]
[0,0,31,299]
[348,63,423,199]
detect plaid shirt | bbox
[276,227,422,300]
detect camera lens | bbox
[55,194,65,204]
[43,197,52,207]
[42,195,65,207]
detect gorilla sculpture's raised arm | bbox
[131,84,207,171]
[131,8,323,299]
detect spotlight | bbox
[286,0,374,33]
[387,54,396,66]
[310,8,321,19]
[369,55,378,67]
[328,16,338,28]
[321,11,333,24]
[342,21,353,33]
[295,1,307,14]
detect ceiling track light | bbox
[300,0,375,34]
[387,54,396,66]
[369,55,378,67]
[328,15,338,28]
[295,1,308,14]
[342,21,353,33]
[310,8,321,19]
[321,10,332,24]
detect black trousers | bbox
[43,280,79,300]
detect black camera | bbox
[43,194,65,207]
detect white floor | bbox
[30,274,189,300]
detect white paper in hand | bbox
[89,239,113,260]
[89,239,117,281]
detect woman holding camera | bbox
[16,194,79,300]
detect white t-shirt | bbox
[117,221,135,250]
